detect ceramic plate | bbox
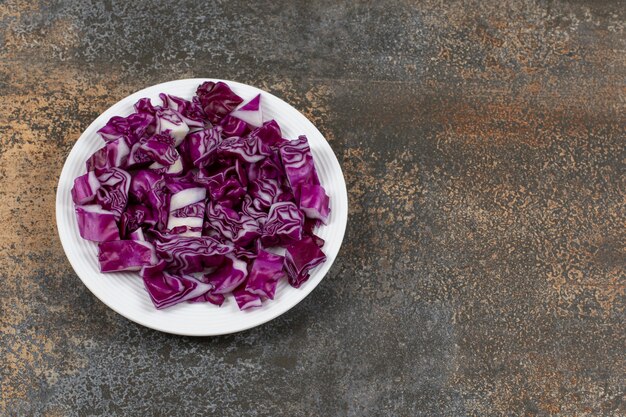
[56,79,348,336]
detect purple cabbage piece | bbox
[188,291,225,306]
[235,159,248,187]
[120,204,155,238]
[149,157,183,176]
[241,194,268,225]
[167,187,206,237]
[196,81,243,123]
[279,136,320,201]
[127,134,178,168]
[245,250,285,299]
[249,177,285,211]
[95,168,131,218]
[170,187,206,211]
[127,144,151,167]
[196,165,246,208]
[170,201,205,218]
[142,134,178,166]
[75,205,120,242]
[220,115,250,137]
[238,94,260,111]
[72,171,100,204]
[97,112,154,144]
[233,287,263,310]
[245,150,284,183]
[230,94,263,127]
[261,202,304,246]
[205,202,261,247]
[302,218,325,248]
[159,93,185,110]
[98,240,156,272]
[129,170,163,202]
[159,93,187,113]
[86,138,130,174]
[259,151,285,180]
[154,235,232,274]
[134,97,157,115]
[245,160,260,182]
[200,227,252,253]
[182,127,222,167]
[284,236,327,288]
[302,217,320,235]
[299,183,330,224]
[159,93,205,130]
[249,120,285,147]
[155,108,189,146]
[129,227,146,241]
[204,254,248,294]
[164,171,198,193]
[145,186,170,231]
[218,135,271,164]
[167,226,204,237]
[231,244,258,262]
[309,233,325,248]
[141,261,213,309]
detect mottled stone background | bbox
[1,0,624,416]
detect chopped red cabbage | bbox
[279,136,320,201]
[86,137,130,174]
[129,134,178,167]
[284,236,327,288]
[261,202,304,246]
[230,94,263,127]
[71,171,100,205]
[196,81,243,124]
[120,204,154,238]
[97,113,154,144]
[233,287,263,310]
[249,120,285,147]
[167,187,206,237]
[158,93,205,130]
[205,254,248,294]
[218,135,271,164]
[95,168,131,218]
[98,240,157,272]
[299,184,330,224]
[129,170,163,202]
[205,202,261,247]
[245,250,285,299]
[73,81,331,310]
[188,291,225,306]
[220,115,250,137]
[75,205,120,242]
[182,127,222,168]
[141,261,214,309]
[155,108,189,146]
[154,234,232,275]
[128,227,146,241]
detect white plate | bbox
[56,79,348,336]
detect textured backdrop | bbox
[1,0,624,416]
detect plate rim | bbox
[55,78,348,336]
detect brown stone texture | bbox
[0,0,624,416]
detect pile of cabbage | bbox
[72,81,330,310]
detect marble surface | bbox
[1,1,624,415]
